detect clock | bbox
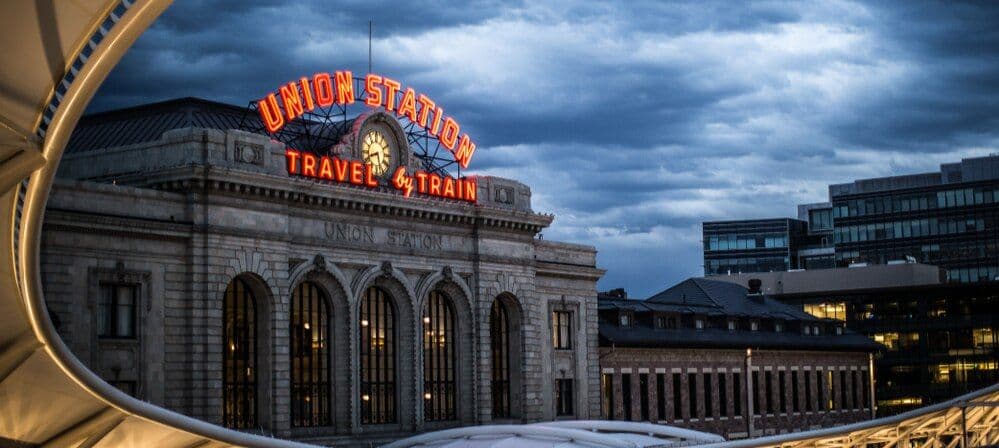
[361,130,392,176]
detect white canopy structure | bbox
[0,1,997,447]
[382,421,725,448]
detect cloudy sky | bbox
[90,0,999,298]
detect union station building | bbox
[41,97,604,444]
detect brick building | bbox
[597,278,878,439]
[40,98,604,445]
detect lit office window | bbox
[360,287,396,424]
[555,378,574,416]
[423,291,456,421]
[98,283,137,338]
[804,302,846,321]
[291,282,330,427]
[490,299,511,418]
[223,277,257,429]
[552,310,573,349]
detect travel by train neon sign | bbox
[256,70,478,203]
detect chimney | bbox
[747,279,764,303]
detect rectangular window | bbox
[840,370,849,410]
[555,378,574,416]
[656,373,666,421]
[861,371,870,409]
[817,371,825,411]
[673,373,682,420]
[688,373,698,420]
[622,374,633,420]
[98,283,137,338]
[752,371,761,416]
[850,370,862,409]
[826,371,834,410]
[792,371,800,413]
[805,371,813,411]
[779,371,787,414]
[703,373,713,418]
[552,310,573,349]
[733,372,741,416]
[765,371,774,414]
[639,373,650,421]
[601,374,614,420]
[718,373,728,417]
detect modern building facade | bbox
[703,155,999,283]
[711,265,999,416]
[702,219,803,276]
[597,278,878,439]
[40,98,605,445]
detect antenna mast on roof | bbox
[368,20,373,73]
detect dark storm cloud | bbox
[91,1,999,297]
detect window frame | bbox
[97,282,139,339]
[552,309,574,350]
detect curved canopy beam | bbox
[0,1,314,446]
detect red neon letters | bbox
[259,71,478,168]
[286,149,476,203]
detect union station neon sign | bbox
[256,70,478,204]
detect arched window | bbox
[223,277,257,429]
[290,282,330,427]
[360,286,396,424]
[490,299,510,418]
[423,291,456,421]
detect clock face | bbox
[361,130,392,176]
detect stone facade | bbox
[41,104,604,445]
[599,348,873,440]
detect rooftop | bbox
[67,97,354,154]
[829,154,999,197]
[598,278,879,352]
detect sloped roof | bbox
[646,278,814,320]
[599,278,880,352]
[66,97,355,154]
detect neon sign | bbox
[257,71,476,169]
[284,148,478,203]
[258,71,478,204]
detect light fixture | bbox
[424,392,432,400]
[362,394,370,402]
[361,319,369,327]
[304,322,310,330]
[423,316,431,324]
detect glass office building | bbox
[775,281,998,416]
[703,155,999,283]
[702,218,803,276]
[830,156,999,282]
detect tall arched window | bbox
[423,291,456,421]
[290,282,330,427]
[490,299,510,418]
[223,277,257,429]
[360,286,396,424]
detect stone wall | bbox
[41,128,604,445]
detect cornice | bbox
[114,165,555,234]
